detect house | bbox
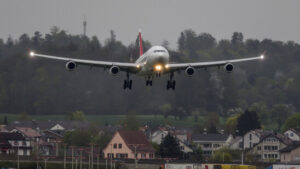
[103,130,155,159]
[192,133,233,157]
[280,141,300,162]
[242,129,272,149]
[247,133,292,162]
[0,132,32,156]
[11,127,41,143]
[228,136,243,150]
[150,128,193,154]
[284,129,300,141]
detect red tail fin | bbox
[138,29,143,56]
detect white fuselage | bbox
[135,46,169,75]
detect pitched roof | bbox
[280,141,300,153]
[192,134,230,142]
[118,130,155,152]
[15,127,41,138]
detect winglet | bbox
[260,51,266,59]
[138,29,143,56]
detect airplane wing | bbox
[167,54,264,71]
[29,52,139,73]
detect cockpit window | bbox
[154,50,166,53]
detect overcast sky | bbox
[1,0,300,49]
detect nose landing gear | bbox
[145,76,153,86]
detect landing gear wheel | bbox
[172,81,176,90]
[123,72,132,90]
[129,80,132,89]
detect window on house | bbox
[141,153,146,158]
[249,134,252,140]
[264,154,267,158]
[257,146,261,150]
[149,153,154,159]
[113,144,117,149]
[250,142,252,148]
[213,144,220,148]
[118,144,122,149]
[291,133,294,137]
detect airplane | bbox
[29,30,264,90]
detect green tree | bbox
[283,113,300,131]
[159,133,182,158]
[225,114,240,135]
[63,130,92,146]
[123,111,139,130]
[18,112,30,121]
[159,104,172,119]
[271,104,293,131]
[237,109,261,136]
[67,110,86,121]
[190,146,203,161]
[212,147,232,163]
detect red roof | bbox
[118,131,155,152]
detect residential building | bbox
[11,127,41,142]
[228,136,242,150]
[192,133,233,156]
[280,141,300,162]
[242,129,272,149]
[284,129,300,141]
[247,133,292,162]
[0,132,32,156]
[103,130,155,159]
[150,128,193,154]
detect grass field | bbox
[0,113,227,128]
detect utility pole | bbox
[17,144,19,169]
[97,154,99,169]
[44,158,47,169]
[80,149,83,169]
[64,144,66,169]
[134,145,137,169]
[110,144,113,169]
[72,146,74,169]
[91,144,94,169]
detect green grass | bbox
[0,113,228,128]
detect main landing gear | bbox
[145,76,153,86]
[167,72,176,90]
[123,72,132,90]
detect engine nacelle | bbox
[65,61,77,70]
[224,63,234,72]
[185,66,195,77]
[109,66,120,76]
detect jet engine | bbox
[109,66,120,75]
[224,63,234,72]
[185,66,195,77]
[65,61,77,70]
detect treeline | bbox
[0,27,299,122]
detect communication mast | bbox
[83,15,87,36]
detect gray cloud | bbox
[1,0,299,49]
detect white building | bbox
[284,129,300,141]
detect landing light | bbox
[165,64,169,69]
[29,51,35,58]
[260,55,264,59]
[155,65,162,71]
[136,64,140,68]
